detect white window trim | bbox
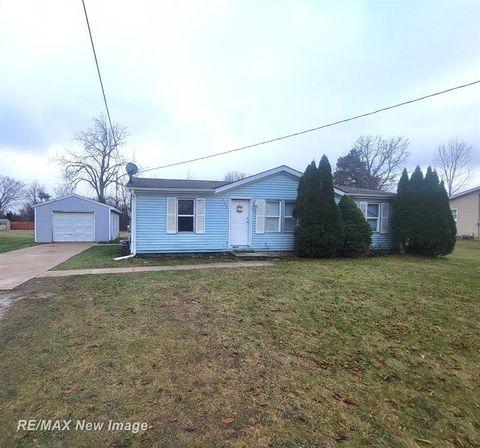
[177,198,196,233]
[283,201,296,233]
[451,208,458,221]
[366,202,380,233]
[265,200,281,233]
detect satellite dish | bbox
[126,162,138,176]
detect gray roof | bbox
[450,185,480,199]
[126,175,395,197]
[126,177,228,190]
[337,186,395,196]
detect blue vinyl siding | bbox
[134,172,397,253]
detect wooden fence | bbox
[10,221,34,230]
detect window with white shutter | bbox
[195,198,205,233]
[255,199,265,233]
[177,199,195,232]
[166,197,177,233]
[359,201,380,232]
[380,202,390,234]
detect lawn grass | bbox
[98,231,130,244]
[52,244,235,270]
[0,230,35,253]
[0,240,479,447]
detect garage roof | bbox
[32,193,121,214]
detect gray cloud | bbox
[0,0,479,189]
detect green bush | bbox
[338,195,372,257]
[392,166,456,257]
[294,156,344,258]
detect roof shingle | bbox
[126,177,228,190]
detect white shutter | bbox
[256,199,265,234]
[166,197,177,234]
[195,198,205,233]
[359,201,368,218]
[380,202,390,234]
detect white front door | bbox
[230,199,250,246]
[53,212,95,242]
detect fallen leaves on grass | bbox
[333,394,357,405]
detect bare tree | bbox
[26,180,50,205]
[56,114,127,203]
[434,138,473,196]
[106,175,131,231]
[20,181,51,220]
[0,176,26,215]
[54,182,76,198]
[352,135,410,190]
[223,171,248,182]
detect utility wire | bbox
[140,79,480,174]
[81,0,117,146]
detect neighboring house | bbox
[0,219,10,231]
[33,194,121,243]
[126,165,396,254]
[449,186,480,238]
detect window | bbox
[265,200,280,232]
[177,199,194,232]
[284,201,296,232]
[451,208,458,221]
[366,203,379,232]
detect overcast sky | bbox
[1,0,479,195]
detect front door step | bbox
[229,251,293,261]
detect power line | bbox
[81,0,117,145]
[140,79,480,174]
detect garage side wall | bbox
[110,212,120,240]
[35,196,111,242]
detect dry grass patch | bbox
[0,241,479,447]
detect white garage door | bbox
[53,212,95,242]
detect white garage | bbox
[52,212,95,242]
[33,194,121,243]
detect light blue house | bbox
[126,165,396,254]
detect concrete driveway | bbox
[0,243,93,290]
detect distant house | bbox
[449,186,480,238]
[33,194,121,243]
[0,219,10,231]
[126,165,396,255]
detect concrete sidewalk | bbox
[38,261,274,278]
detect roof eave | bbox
[127,186,216,193]
[32,193,122,214]
[450,186,480,200]
[346,192,396,198]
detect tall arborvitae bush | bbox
[294,156,344,257]
[338,195,372,257]
[392,169,411,251]
[418,168,456,255]
[392,166,456,256]
[405,166,425,254]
